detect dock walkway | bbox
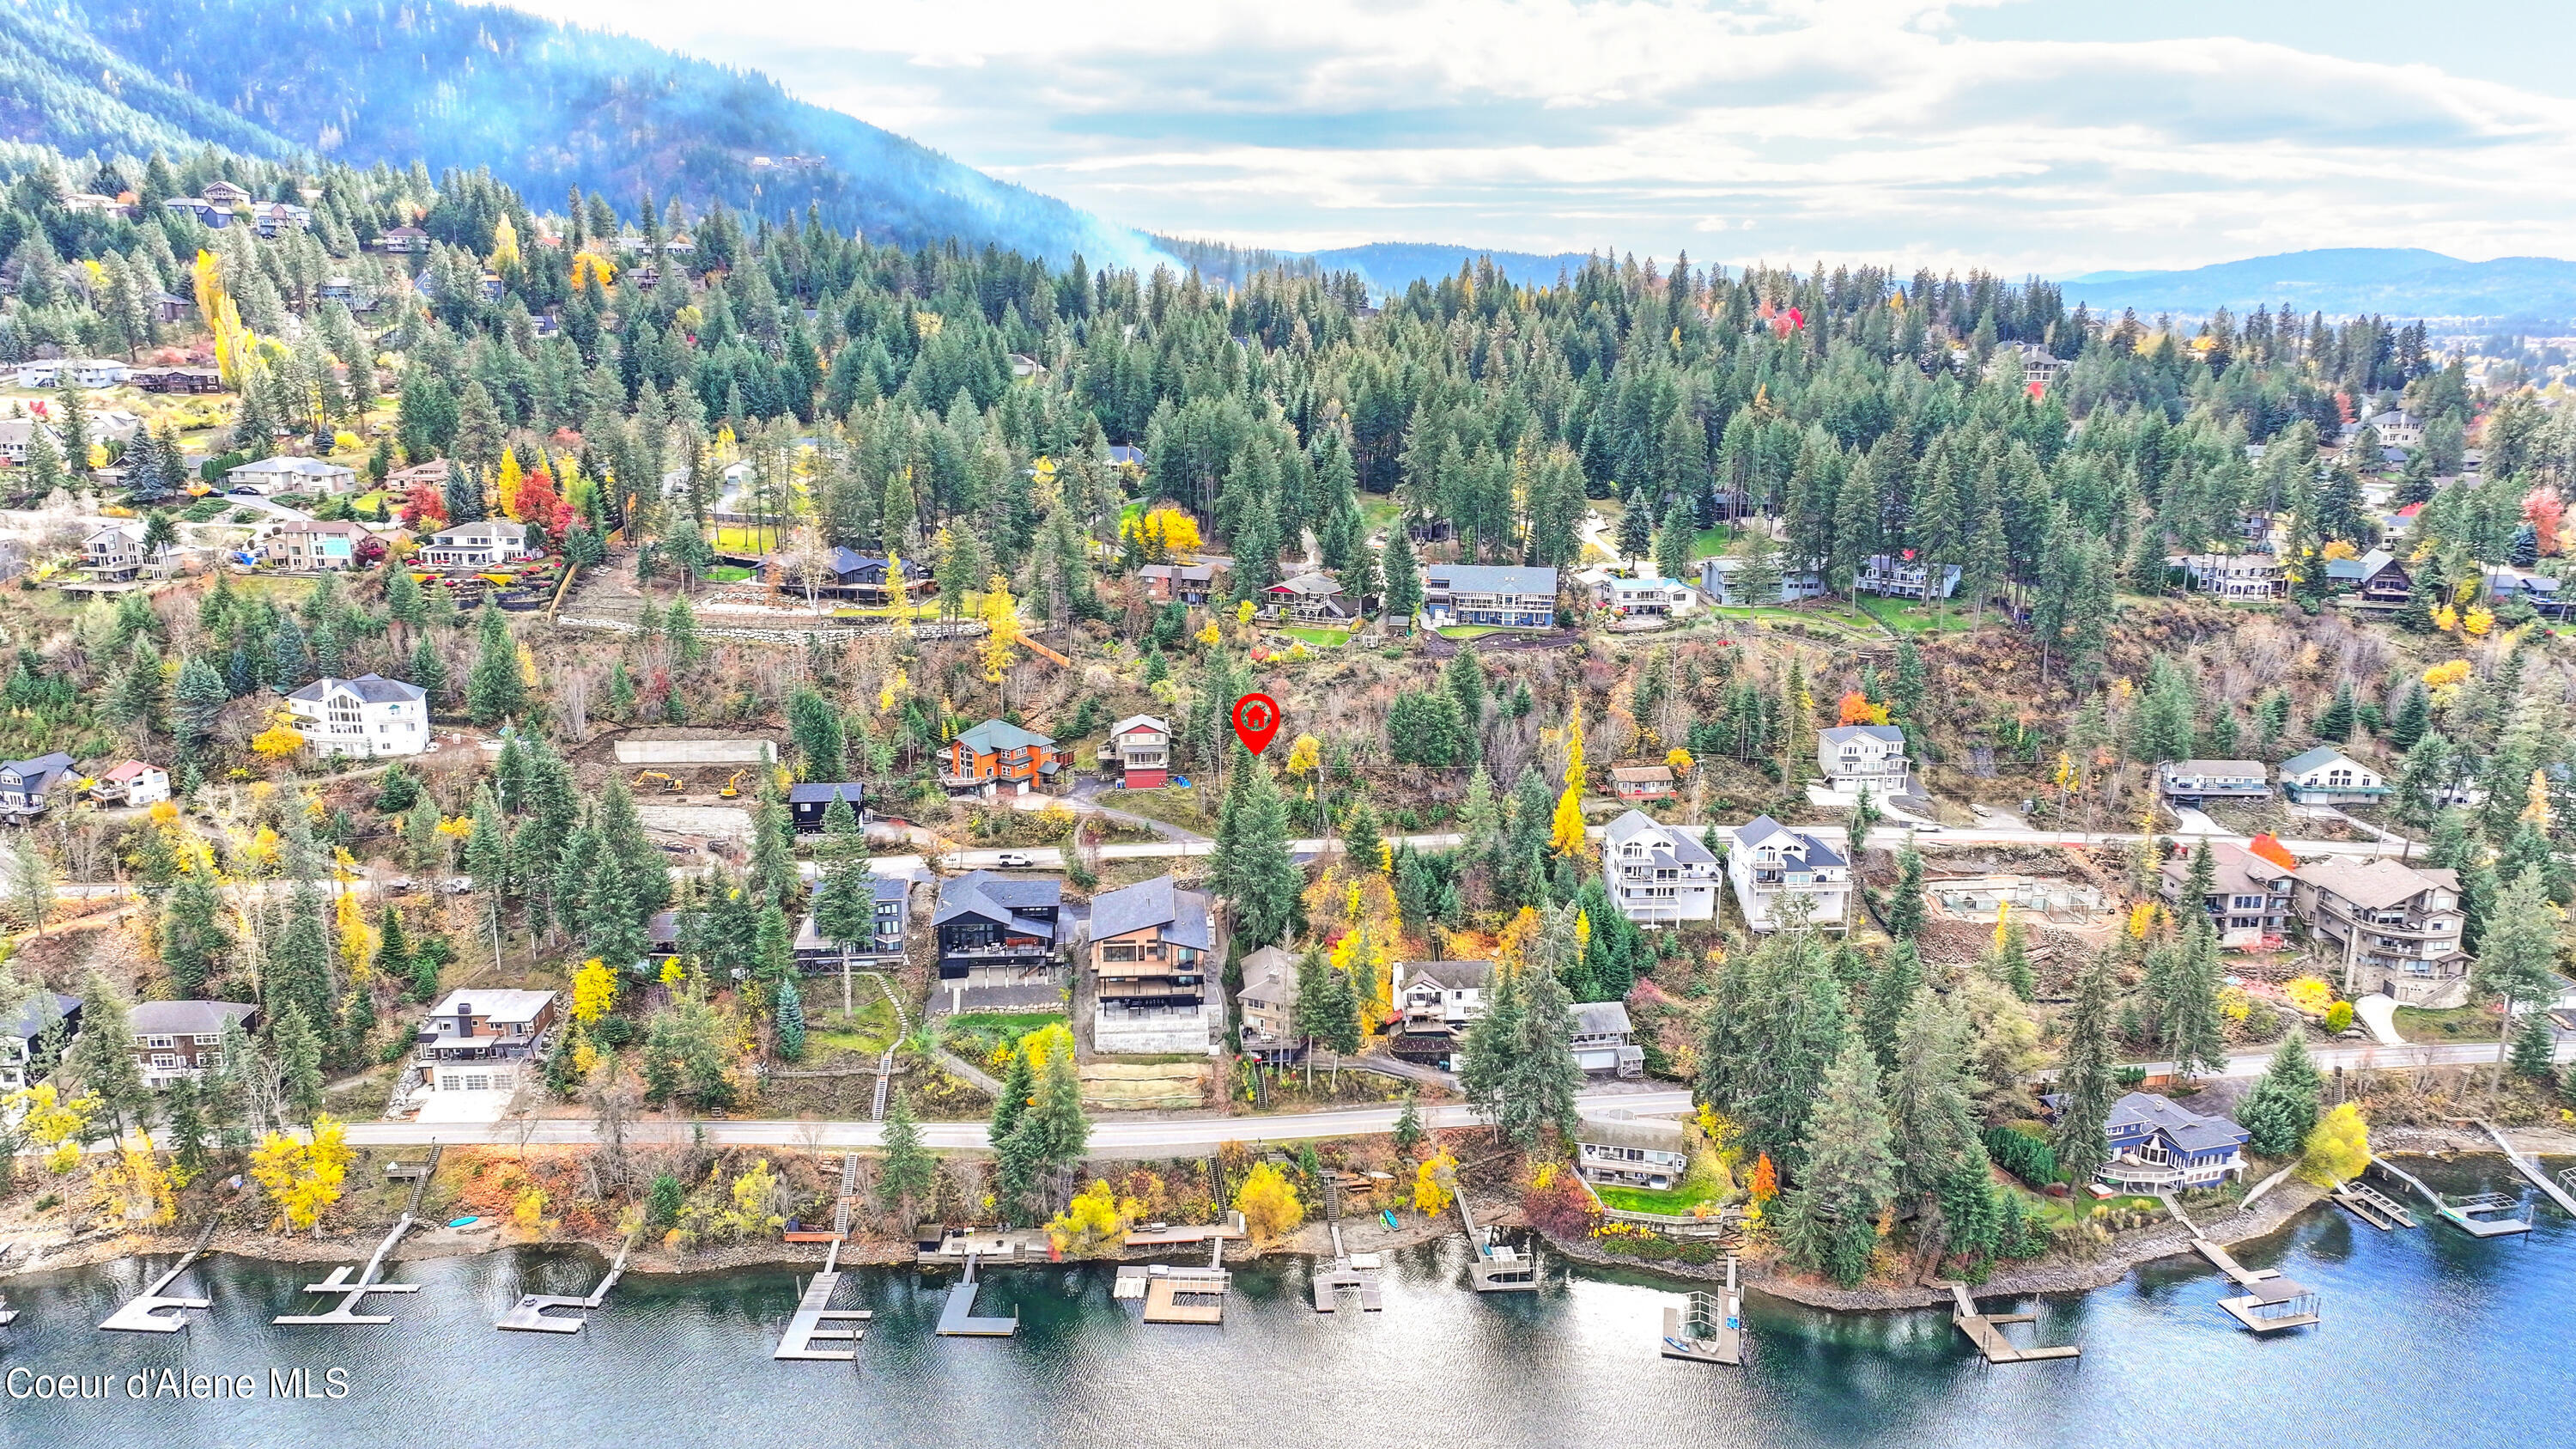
[2193,1239,2323,1333]
[1660,1257,1743,1365]
[2331,1180,2417,1230]
[933,1255,1019,1337]
[277,1149,439,1327]
[773,1239,875,1361]
[2478,1119,2576,1217]
[2371,1154,2531,1237]
[498,1231,637,1334]
[1948,1282,2081,1363]
[100,1219,219,1334]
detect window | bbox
[151,1053,179,1068]
[1101,943,1139,962]
[143,1034,175,1049]
[192,1033,219,1045]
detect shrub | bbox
[1984,1124,2058,1187]
[2324,1001,2354,1033]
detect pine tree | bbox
[1393,1087,1425,1155]
[69,973,148,1135]
[2237,1032,2324,1157]
[1885,989,1990,1262]
[878,1087,934,1221]
[2475,868,2565,1093]
[1782,1035,1894,1288]
[1862,939,1924,1071]
[991,1047,1036,1150]
[2511,1011,2556,1079]
[2315,681,2356,743]
[775,974,806,1060]
[465,605,526,724]
[1884,845,1926,940]
[2050,949,2119,1186]
[2161,919,2228,1082]
[1380,527,1423,624]
[273,1002,327,1124]
[160,871,229,998]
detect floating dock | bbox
[933,1255,1019,1337]
[1311,1188,1383,1312]
[276,1148,438,1326]
[1950,1283,2081,1362]
[2477,1119,2576,1217]
[100,1219,219,1333]
[2192,1239,2322,1333]
[1660,1257,1743,1365]
[772,1239,875,1361]
[2331,1180,2417,1230]
[498,1231,636,1335]
[1454,1183,1536,1292]
[2371,1155,2532,1238]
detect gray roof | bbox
[1603,809,1716,864]
[1425,564,1558,595]
[3,991,76,1042]
[2292,856,2450,912]
[2108,1092,2246,1154]
[1402,959,1494,991]
[1268,572,1344,597]
[2161,759,2265,777]
[128,1000,256,1037]
[1110,715,1170,738]
[1576,1111,1686,1154]
[1088,875,1213,950]
[2278,746,2366,777]
[1821,724,1905,745]
[1730,815,1844,868]
[956,719,1053,754]
[232,455,353,478]
[787,782,865,807]
[934,871,1062,937]
[427,989,556,1025]
[0,752,75,786]
[1237,946,1297,1008]
[287,673,424,704]
[1571,1001,1633,1038]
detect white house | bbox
[1571,1001,1646,1077]
[1722,815,1850,932]
[1421,564,1558,630]
[2277,746,2390,806]
[90,759,170,807]
[414,989,560,1107]
[284,674,431,757]
[0,418,59,465]
[1856,553,1963,600]
[2157,759,2272,805]
[16,358,130,389]
[1601,809,1721,925]
[228,456,358,496]
[1394,959,1493,1027]
[1598,575,1699,619]
[1576,1111,1690,1190]
[1698,554,1829,606]
[417,518,537,569]
[1817,724,1906,796]
[81,524,148,581]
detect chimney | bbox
[457,1002,473,1037]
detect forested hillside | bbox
[7,0,1157,267]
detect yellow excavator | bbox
[717,769,750,800]
[631,770,683,794]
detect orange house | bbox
[941,720,1070,796]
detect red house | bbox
[1109,715,1172,788]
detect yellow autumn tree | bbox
[2298,1103,2372,1186]
[1047,1179,1145,1257]
[7,1084,100,1174]
[1413,1148,1457,1216]
[250,1114,354,1233]
[878,662,909,713]
[333,885,375,980]
[1666,747,1694,776]
[96,1137,179,1225]
[977,573,1023,684]
[490,213,520,271]
[1232,1161,1303,1245]
[2463,606,2494,636]
[2524,770,2555,831]
[251,712,305,760]
[495,450,526,521]
[1552,701,1589,857]
[571,251,617,290]
[571,957,619,1025]
[1195,620,1221,647]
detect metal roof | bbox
[1088,875,1212,949]
[129,1000,256,1037]
[956,719,1054,754]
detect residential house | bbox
[1236,944,1301,1062]
[283,674,431,758]
[1109,715,1172,788]
[2160,841,2297,950]
[416,519,536,569]
[1136,562,1218,606]
[414,989,559,1096]
[374,225,431,254]
[2324,548,2410,605]
[933,872,1063,991]
[1575,1111,1690,1191]
[940,719,1069,796]
[1421,564,1559,629]
[1088,876,1220,1055]
[199,180,252,209]
[1389,959,1494,1069]
[2172,552,2287,598]
[384,459,452,492]
[146,291,192,325]
[2350,409,2426,450]
[2484,566,2567,615]
[81,523,148,581]
[1571,1001,1645,1077]
[1601,809,1721,925]
[787,782,866,831]
[128,1001,256,1088]
[1722,816,1850,932]
[768,548,927,602]
[245,201,312,237]
[259,520,370,571]
[796,880,909,967]
[1856,553,1964,600]
[227,456,357,496]
[1262,572,1354,623]
[1817,723,1908,797]
[128,366,221,393]
[0,418,58,465]
[1698,555,1829,605]
[1,993,78,1095]
[1599,575,1699,618]
[2278,746,2389,806]
[2095,1093,2249,1191]
[2157,759,2271,805]
[15,358,130,389]
[0,752,77,819]
[161,197,232,227]
[1609,765,1674,801]
[1106,445,1146,471]
[89,759,170,807]
[2291,857,2471,1007]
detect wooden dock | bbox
[2371,1155,2531,1237]
[773,1239,875,1361]
[2193,1239,2323,1333]
[2477,1119,2576,1217]
[2331,1180,2417,1230]
[100,1219,218,1333]
[1660,1257,1743,1365]
[933,1255,1019,1337]
[1950,1283,2081,1363]
[498,1231,636,1335]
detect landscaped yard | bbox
[1688,524,1736,559]
[1098,785,1219,835]
[807,995,902,1057]
[2393,1004,2498,1043]
[1435,624,1511,640]
[1854,594,1976,635]
[1280,624,1350,647]
[711,524,781,554]
[706,565,756,583]
[1594,1181,1729,1215]
[941,1011,1067,1062]
[2023,1186,2164,1228]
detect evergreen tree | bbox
[2237,1032,2324,1157]
[1460,905,1588,1147]
[2314,681,2356,743]
[173,654,226,752]
[1218,758,1301,949]
[2160,918,2228,1081]
[775,974,806,1060]
[2474,868,2565,1092]
[1781,1036,1894,1288]
[1862,939,1924,1071]
[164,1075,212,1178]
[1380,527,1423,623]
[272,1002,327,1125]
[2049,949,2119,1186]
[69,973,148,1135]
[878,1087,934,1221]
[1885,989,1992,1259]
[465,605,526,724]
[1884,844,1926,940]
[990,1046,1036,1151]
[160,870,230,998]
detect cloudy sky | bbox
[518,0,2576,274]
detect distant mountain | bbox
[6,0,1157,269]
[2058,248,2576,324]
[1308,243,1596,295]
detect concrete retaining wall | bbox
[614,739,776,766]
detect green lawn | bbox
[1098,785,1220,834]
[940,1012,1066,1060]
[1688,525,1737,559]
[1595,1181,1729,1215]
[706,565,756,583]
[2393,1005,2497,1043]
[806,996,902,1057]
[1853,594,1975,634]
[1435,624,1513,640]
[1358,499,1404,537]
[2024,1186,2163,1228]
[1280,625,1350,648]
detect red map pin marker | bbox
[1231,692,1282,755]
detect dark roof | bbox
[935,871,1062,937]
[2107,1092,2247,1154]
[128,1000,256,1037]
[0,751,75,785]
[1731,814,1843,868]
[787,782,865,807]
[1425,564,1558,595]
[1089,876,1212,949]
[2,991,76,1041]
[286,673,423,704]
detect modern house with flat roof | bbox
[1422,564,1558,630]
[933,872,1063,1007]
[2157,759,2270,805]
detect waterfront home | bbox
[2156,759,2270,806]
[1109,715,1172,788]
[1422,564,1558,630]
[1089,875,1219,1055]
[933,872,1062,992]
[227,455,358,496]
[2278,746,2389,806]
[128,1001,256,1088]
[2097,1093,2249,1191]
[1390,959,1494,1070]
[283,674,430,758]
[1818,723,1907,796]
[417,519,537,569]
[1697,554,1829,605]
[1599,575,1698,618]
[1575,1111,1690,1191]
[1236,945,1300,1062]
[1602,809,1720,925]
[940,719,1069,796]
[787,782,866,831]
[1136,562,1219,605]
[1571,1001,1645,1077]
[0,752,77,819]
[88,759,170,807]
[258,520,369,571]
[1856,553,1963,600]
[2160,841,2296,950]
[415,989,558,1095]
[2172,552,2287,598]
[1721,815,1850,932]
[1608,765,1674,801]
[2290,857,2470,1007]
[1262,572,1354,623]
[1,992,78,1094]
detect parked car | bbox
[992,851,1036,868]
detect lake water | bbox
[2,1159,2568,1449]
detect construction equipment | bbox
[718,770,750,799]
[631,770,683,794]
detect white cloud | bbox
[513,0,2576,271]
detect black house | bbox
[933,872,1062,986]
[789,782,866,832]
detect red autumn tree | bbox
[1838,690,1889,727]
[400,483,447,529]
[2523,485,2565,556]
[1748,1151,1778,1208]
[514,468,574,543]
